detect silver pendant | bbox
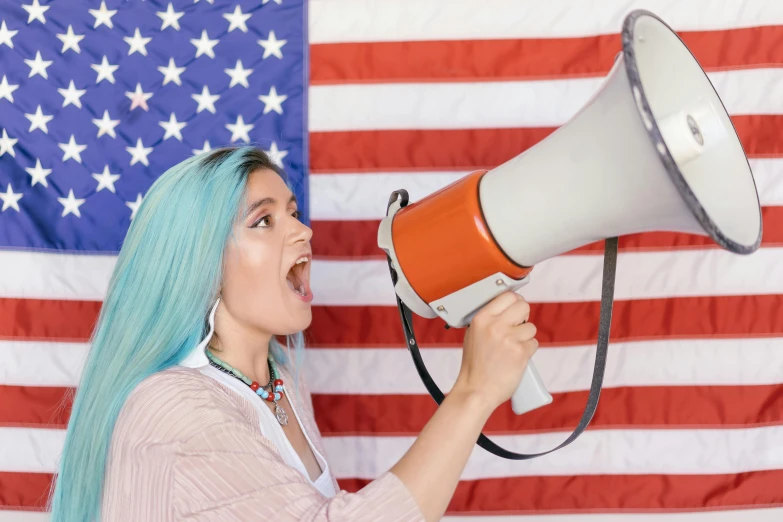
[275,403,288,426]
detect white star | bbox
[56,25,84,54]
[58,135,87,163]
[191,85,220,114]
[58,189,86,218]
[0,75,19,103]
[223,5,251,33]
[126,138,153,166]
[0,21,18,49]
[192,140,212,155]
[92,110,120,138]
[22,0,50,24]
[190,30,219,59]
[126,193,143,220]
[258,86,287,115]
[89,1,117,29]
[226,115,254,143]
[194,0,215,3]
[0,129,18,157]
[262,0,282,4]
[265,141,288,168]
[159,113,186,141]
[125,83,153,111]
[91,55,119,84]
[58,80,86,108]
[92,165,120,193]
[157,58,186,86]
[24,105,53,133]
[224,59,252,88]
[25,159,52,187]
[124,28,152,56]
[0,184,23,212]
[25,51,53,79]
[258,30,286,59]
[157,3,184,31]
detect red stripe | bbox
[309,115,782,172]
[0,298,101,341]
[311,206,783,259]
[339,471,783,513]
[0,472,52,510]
[311,26,783,85]
[306,295,783,348]
[0,385,71,428]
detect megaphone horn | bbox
[378,9,762,460]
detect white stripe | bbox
[1,247,780,303]
[4,509,783,522]
[310,248,783,305]
[4,424,783,477]
[309,69,783,131]
[4,337,783,393]
[332,426,783,478]
[309,159,782,220]
[309,0,783,43]
[304,338,783,395]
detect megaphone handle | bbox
[511,361,553,415]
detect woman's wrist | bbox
[445,384,497,421]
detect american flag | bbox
[1,0,782,520]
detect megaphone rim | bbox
[621,9,763,255]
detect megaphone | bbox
[377,10,762,459]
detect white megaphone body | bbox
[378,10,762,421]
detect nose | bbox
[289,215,313,244]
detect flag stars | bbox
[0,21,18,49]
[126,194,143,220]
[224,59,252,88]
[58,189,86,218]
[25,159,52,187]
[223,5,252,33]
[159,113,186,141]
[58,80,86,108]
[158,58,186,86]
[0,184,23,212]
[259,86,287,115]
[25,51,53,79]
[92,165,120,193]
[0,129,18,157]
[191,30,219,58]
[126,83,153,111]
[265,141,287,168]
[157,3,184,31]
[193,140,212,155]
[258,31,286,59]
[58,135,87,163]
[93,110,120,138]
[0,76,19,103]
[126,138,153,166]
[22,0,49,25]
[90,1,118,29]
[91,56,119,84]
[192,85,220,114]
[124,28,152,56]
[24,105,53,133]
[226,115,253,143]
[56,25,85,54]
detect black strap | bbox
[385,190,618,459]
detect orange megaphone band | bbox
[391,170,533,304]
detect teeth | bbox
[295,256,309,265]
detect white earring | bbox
[179,296,220,368]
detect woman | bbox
[47,146,539,521]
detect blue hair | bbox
[46,146,307,521]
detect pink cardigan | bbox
[101,363,425,521]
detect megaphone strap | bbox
[385,189,618,460]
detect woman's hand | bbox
[452,291,539,411]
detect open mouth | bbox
[285,256,311,299]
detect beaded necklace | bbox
[206,349,288,426]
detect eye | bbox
[292,210,301,220]
[253,214,273,228]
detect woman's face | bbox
[220,168,313,336]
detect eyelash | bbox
[253,210,301,228]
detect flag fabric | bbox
[2,0,783,520]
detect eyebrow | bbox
[245,194,297,218]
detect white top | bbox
[177,296,337,498]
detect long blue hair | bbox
[46,146,307,521]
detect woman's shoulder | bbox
[115,366,259,447]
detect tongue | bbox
[286,276,304,295]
